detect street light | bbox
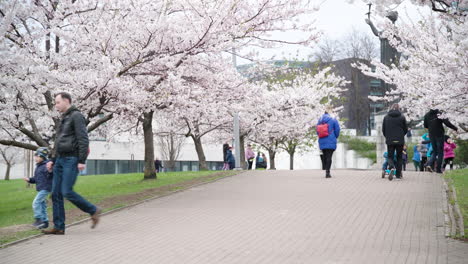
[232,47,242,170]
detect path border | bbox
[0,170,245,249]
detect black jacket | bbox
[382,110,408,145]
[29,160,53,192]
[54,106,89,164]
[423,109,457,138]
[222,143,229,162]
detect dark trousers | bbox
[52,156,97,230]
[427,136,445,172]
[387,144,404,177]
[247,159,253,170]
[443,157,454,170]
[322,149,334,172]
[420,157,427,171]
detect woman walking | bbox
[316,109,341,178]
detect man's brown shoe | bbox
[42,228,64,235]
[91,207,102,229]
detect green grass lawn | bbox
[0,171,236,230]
[445,168,468,238]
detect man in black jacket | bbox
[42,92,101,235]
[382,104,408,180]
[423,109,458,173]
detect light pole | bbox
[232,47,242,170]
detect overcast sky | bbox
[237,0,431,65]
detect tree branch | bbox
[87,113,114,133]
[0,139,38,151]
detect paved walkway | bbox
[1,170,467,264]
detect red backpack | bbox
[317,121,329,138]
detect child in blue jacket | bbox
[23,147,53,229]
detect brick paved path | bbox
[1,170,467,264]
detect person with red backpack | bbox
[316,110,341,178]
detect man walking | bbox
[42,92,101,235]
[382,104,408,181]
[423,109,458,173]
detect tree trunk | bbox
[192,136,208,171]
[4,163,10,180]
[289,151,295,170]
[143,111,156,179]
[240,135,246,169]
[268,149,276,170]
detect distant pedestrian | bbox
[443,137,457,171]
[245,144,255,170]
[226,147,236,170]
[412,145,421,171]
[423,109,458,173]
[42,92,101,235]
[382,104,408,180]
[255,152,267,169]
[402,144,408,171]
[154,158,164,173]
[261,153,268,169]
[417,141,428,171]
[316,109,340,178]
[23,147,53,229]
[222,142,230,170]
[406,128,412,138]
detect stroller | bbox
[381,151,402,180]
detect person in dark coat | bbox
[423,109,458,173]
[317,111,341,178]
[255,152,266,169]
[382,103,408,180]
[226,147,236,170]
[23,147,53,229]
[43,92,101,235]
[154,158,163,173]
[222,142,230,170]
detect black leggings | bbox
[443,157,454,170]
[322,149,335,172]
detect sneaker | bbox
[42,228,65,235]
[381,170,386,178]
[37,221,49,229]
[32,219,42,228]
[91,207,102,229]
[388,169,394,181]
[426,166,433,172]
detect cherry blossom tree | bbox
[0,1,129,152]
[0,146,20,180]
[353,1,468,132]
[249,67,346,169]
[2,0,323,178]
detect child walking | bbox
[412,145,421,171]
[443,137,457,171]
[23,147,53,229]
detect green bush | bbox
[340,135,377,163]
[454,139,468,168]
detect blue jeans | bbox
[33,190,50,222]
[427,136,444,172]
[52,156,96,230]
[382,161,388,170]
